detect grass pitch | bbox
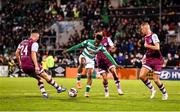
[0,78,180,111]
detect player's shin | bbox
[85,85,91,93]
[47,78,61,90]
[86,76,92,92]
[85,73,92,97]
[158,83,167,95]
[112,71,123,93]
[110,68,122,90]
[154,76,168,96]
[77,73,81,81]
[103,80,109,97]
[77,64,83,82]
[85,85,91,97]
[38,82,48,97]
[142,78,155,92]
[155,81,168,100]
[114,79,120,89]
[76,73,82,89]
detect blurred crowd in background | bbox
[0,0,179,75]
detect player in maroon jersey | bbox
[139,22,168,100]
[95,31,123,97]
[15,29,66,98]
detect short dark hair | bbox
[31,29,39,34]
[96,34,103,41]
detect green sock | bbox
[77,73,81,81]
[86,85,91,92]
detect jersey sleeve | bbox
[107,38,114,47]
[67,40,88,52]
[31,42,39,52]
[101,46,118,66]
[152,34,160,44]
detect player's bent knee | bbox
[87,75,92,79]
[38,78,43,82]
[153,78,160,83]
[87,73,92,79]
[40,72,51,81]
[109,67,115,73]
[103,79,108,85]
[139,74,146,80]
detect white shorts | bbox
[79,54,95,69]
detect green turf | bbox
[0,78,179,111]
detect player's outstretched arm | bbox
[66,43,83,53]
[66,40,88,52]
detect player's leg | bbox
[39,71,66,93]
[76,55,86,88]
[22,67,49,98]
[153,68,168,100]
[109,66,123,95]
[101,72,109,97]
[35,75,48,98]
[76,65,83,88]
[85,68,93,97]
[139,66,156,99]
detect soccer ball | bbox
[68,88,78,97]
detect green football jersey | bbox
[67,39,118,66]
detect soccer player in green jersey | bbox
[63,34,120,97]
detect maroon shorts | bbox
[22,64,44,78]
[96,52,115,74]
[143,58,163,74]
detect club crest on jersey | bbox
[148,39,152,43]
[104,43,107,46]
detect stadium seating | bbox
[0,0,179,68]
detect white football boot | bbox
[150,89,157,99]
[162,93,168,100]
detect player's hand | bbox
[35,66,40,74]
[20,68,23,72]
[18,65,23,72]
[144,42,149,48]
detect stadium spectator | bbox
[0,0,179,69]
